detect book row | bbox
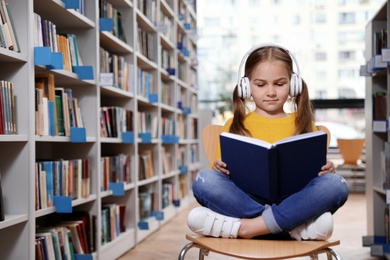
[35,159,90,211]
[0,0,19,52]
[99,0,127,43]
[35,74,84,137]
[36,211,95,259]
[34,13,84,72]
[101,203,127,245]
[100,107,133,138]
[99,47,135,92]
[0,80,16,135]
[100,154,132,192]
[374,91,388,121]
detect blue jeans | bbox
[192,168,349,234]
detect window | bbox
[315,14,327,23]
[339,50,355,60]
[338,68,357,78]
[314,0,326,8]
[204,17,220,26]
[291,15,300,25]
[338,31,365,43]
[315,90,327,99]
[339,12,355,24]
[315,52,327,61]
[316,71,327,81]
[338,88,356,98]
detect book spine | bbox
[0,171,4,221]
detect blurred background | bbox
[195,0,385,148]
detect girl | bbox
[187,43,349,240]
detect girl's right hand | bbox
[213,158,230,176]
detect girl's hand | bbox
[319,161,336,176]
[213,158,230,176]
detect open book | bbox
[220,131,327,200]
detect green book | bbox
[55,94,65,136]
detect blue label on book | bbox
[179,165,188,174]
[139,132,152,143]
[167,68,175,75]
[138,221,149,230]
[46,52,64,70]
[122,131,134,144]
[109,182,125,196]
[177,101,183,109]
[73,66,94,80]
[70,127,86,143]
[63,0,80,9]
[53,196,72,213]
[182,107,191,115]
[184,23,192,30]
[162,134,179,144]
[173,199,180,207]
[99,18,113,32]
[75,254,93,260]
[148,93,158,103]
[34,47,51,65]
[151,211,164,221]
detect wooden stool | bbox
[178,234,342,260]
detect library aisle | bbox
[119,192,375,260]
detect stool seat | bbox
[179,234,342,259]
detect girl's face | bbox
[249,60,290,117]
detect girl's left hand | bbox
[319,161,336,176]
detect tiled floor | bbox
[119,192,377,260]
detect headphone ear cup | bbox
[290,74,302,97]
[238,77,251,99]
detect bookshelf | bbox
[363,1,390,257]
[0,0,199,259]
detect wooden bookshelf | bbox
[0,0,199,258]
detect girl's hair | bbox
[230,46,314,136]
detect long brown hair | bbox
[229,46,314,136]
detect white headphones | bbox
[237,42,303,99]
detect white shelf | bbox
[0,0,199,258]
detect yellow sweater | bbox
[212,112,317,164]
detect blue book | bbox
[48,101,55,136]
[220,131,327,200]
[43,161,54,207]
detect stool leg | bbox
[312,248,343,260]
[328,248,343,260]
[178,242,196,260]
[178,242,210,260]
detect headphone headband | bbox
[237,42,302,98]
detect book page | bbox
[274,131,326,145]
[220,132,272,149]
